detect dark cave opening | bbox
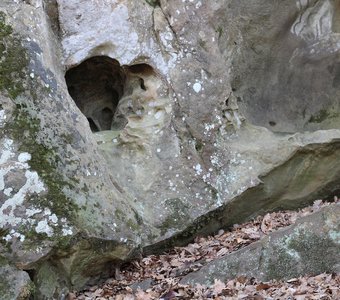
[65,56,126,132]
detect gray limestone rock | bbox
[0,263,33,300]
[0,1,142,297]
[180,204,340,286]
[58,0,340,246]
[58,0,340,237]
[1,0,340,298]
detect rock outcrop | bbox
[181,204,340,286]
[0,1,143,298]
[1,0,340,298]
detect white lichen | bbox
[193,163,203,175]
[3,188,12,196]
[193,82,202,93]
[26,207,43,217]
[35,220,54,237]
[62,226,73,236]
[0,110,6,126]
[18,152,32,163]
[0,138,61,242]
[49,214,58,224]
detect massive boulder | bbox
[0,0,340,298]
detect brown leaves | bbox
[256,283,272,291]
[135,289,154,300]
[75,274,340,299]
[73,198,339,300]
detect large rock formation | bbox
[0,1,144,298]
[0,0,340,298]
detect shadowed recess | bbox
[65,56,126,132]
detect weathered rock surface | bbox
[58,0,340,244]
[1,0,340,298]
[0,263,33,300]
[57,0,340,242]
[0,1,143,298]
[181,204,340,286]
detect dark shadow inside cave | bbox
[333,2,340,33]
[65,56,126,132]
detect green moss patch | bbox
[0,11,29,99]
[1,12,79,224]
[308,109,339,123]
[157,198,190,235]
[265,227,339,280]
[145,0,159,8]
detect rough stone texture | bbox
[181,204,340,286]
[0,0,143,297]
[0,263,33,300]
[58,0,340,245]
[1,0,340,298]
[230,0,340,133]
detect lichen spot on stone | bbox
[0,109,6,126]
[18,152,31,163]
[35,220,54,237]
[193,82,202,93]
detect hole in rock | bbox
[139,78,146,91]
[25,269,36,281]
[65,56,126,132]
[88,118,99,132]
[128,63,154,75]
[65,57,159,133]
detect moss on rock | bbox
[287,231,338,274]
[265,228,339,280]
[0,11,28,99]
[145,0,160,8]
[4,106,79,223]
[157,198,190,235]
[0,11,79,253]
[308,109,339,124]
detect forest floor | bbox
[70,198,340,300]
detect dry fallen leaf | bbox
[213,279,226,295]
[237,276,248,284]
[256,283,271,291]
[135,289,153,300]
[67,292,77,300]
[170,258,183,267]
[216,247,228,257]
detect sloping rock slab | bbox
[181,204,340,286]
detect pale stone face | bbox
[59,0,340,239]
[1,0,340,297]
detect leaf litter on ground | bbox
[71,197,340,300]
